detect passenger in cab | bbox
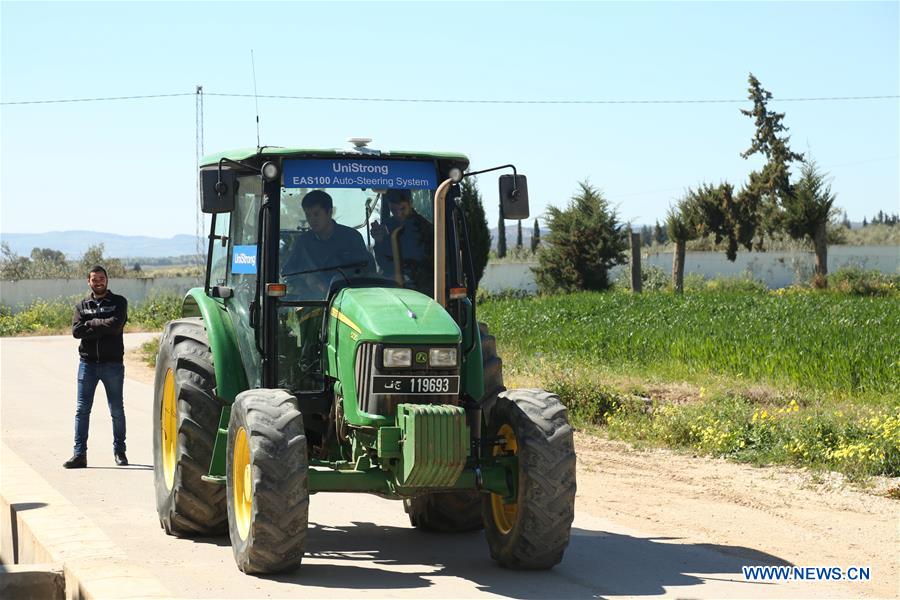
[370,189,434,294]
[282,190,373,295]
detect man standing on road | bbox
[64,265,129,468]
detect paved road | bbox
[1,334,859,599]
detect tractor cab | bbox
[198,144,477,396]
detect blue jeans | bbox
[74,361,126,455]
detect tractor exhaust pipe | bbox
[433,178,453,307]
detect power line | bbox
[2,91,898,106]
[1,92,193,105]
[207,92,900,104]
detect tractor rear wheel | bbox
[482,389,576,569]
[403,322,505,532]
[152,318,227,536]
[226,389,309,574]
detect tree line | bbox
[2,243,136,280]
[507,73,891,294]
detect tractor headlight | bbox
[261,161,279,182]
[383,347,412,368]
[429,348,457,367]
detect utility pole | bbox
[195,85,205,268]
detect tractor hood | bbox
[330,287,461,344]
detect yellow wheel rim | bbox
[490,423,519,534]
[161,368,177,491]
[233,427,252,540]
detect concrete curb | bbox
[0,443,173,599]
[0,563,65,599]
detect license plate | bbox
[372,375,459,395]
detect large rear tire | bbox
[482,389,576,569]
[226,389,309,574]
[153,318,227,536]
[403,322,505,532]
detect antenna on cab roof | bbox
[251,49,261,149]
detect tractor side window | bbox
[232,176,262,246]
[209,213,230,287]
[225,175,264,388]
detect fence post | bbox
[630,232,642,293]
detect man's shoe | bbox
[63,454,87,469]
[115,451,128,466]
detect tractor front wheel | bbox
[482,389,576,569]
[226,389,309,574]
[152,318,227,536]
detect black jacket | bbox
[72,291,128,363]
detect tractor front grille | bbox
[355,343,376,412]
[354,342,459,416]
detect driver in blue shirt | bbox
[281,190,373,390]
[282,190,373,294]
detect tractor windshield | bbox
[278,158,438,301]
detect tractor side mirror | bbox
[201,169,236,213]
[499,174,529,220]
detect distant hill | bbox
[1,231,200,259]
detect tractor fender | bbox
[181,288,249,404]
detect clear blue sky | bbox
[2,1,898,238]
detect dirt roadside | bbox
[125,348,900,599]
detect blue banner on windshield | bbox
[283,159,437,190]
[231,245,257,274]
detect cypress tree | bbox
[531,218,541,252]
[497,203,507,258]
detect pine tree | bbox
[533,181,628,292]
[783,158,836,286]
[531,218,541,252]
[740,73,804,247]
[653,220,668,245]
[459,178,491,285]
[666,197,702,293]
[862,217,868,227]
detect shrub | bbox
[1,293,183,336]
[614,265,671,292]
[829,267,899,297]
[128,293,182,330]
[533,181,628,292]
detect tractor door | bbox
[224,174,265,388]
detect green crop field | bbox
[480,290,900,479]
[480,290,900,395]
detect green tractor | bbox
[152,139,576,574]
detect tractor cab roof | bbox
[200,147,470,170]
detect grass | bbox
[0,293,183,337]
[480,289,899,395]
[141,336,161,368]
[480,288,900,479]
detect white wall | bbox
[2,246,897,311]
[0,277,201,312]
[479,245,899,293]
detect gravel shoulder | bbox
[126,346,900,599]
